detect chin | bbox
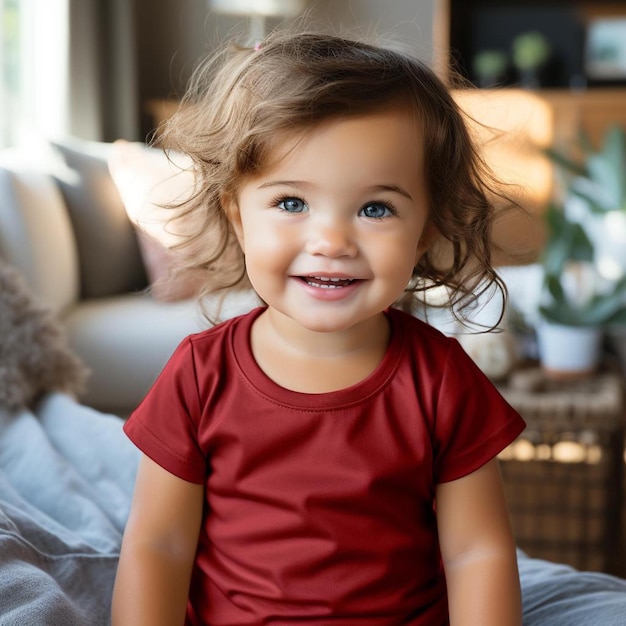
[294,315,349,334]
[266,305,350,333]
[299,309,380,335]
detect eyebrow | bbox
[257,180,306,190]
[370,184,413,201]
[258,180,414,201]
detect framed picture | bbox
[585,17,626,80]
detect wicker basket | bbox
[497,369,624,574]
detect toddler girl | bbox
[112,28,525,626]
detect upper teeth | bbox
[306,276,353,289]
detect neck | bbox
[249,308,391,393]
[260,307,390,359]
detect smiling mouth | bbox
[300,276,357,289]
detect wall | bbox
[134,0,436,138]
[306,0,435,62]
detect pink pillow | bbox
[107,140,203,301]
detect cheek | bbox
[242,220,279,255]
[240,221,295,276]
[397,227,428,270]
[372,239,418,291]
[379,233,426,291]
[233,210,262,255]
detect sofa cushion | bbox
[51,139,148,299]
[0,157,80,314]
[62,289,260,414]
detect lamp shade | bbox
[209,0,306,17]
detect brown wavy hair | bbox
[159,27,515,327]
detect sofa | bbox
[0,137,259,415]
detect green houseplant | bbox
[536,203,626,378]
[537,126,626,376]
[539,204,626,327]
[511,31,551,88]
[544,124,626,308]
[545,124,626,216]
[472,49,509,88]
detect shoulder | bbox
[389,306,451,338]
[189,307,260,342]
[388,307,505,396]
[151,307,262,388]
[185,306,262,355]
[388,307,457,359]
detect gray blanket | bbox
[0,392,624,626]
[0,393,138,626]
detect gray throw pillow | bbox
[52,140,147,298]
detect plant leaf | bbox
[601,125,626,206]
[607,308,626,324]
[570,186,612,214]
[577,128,594,155]
[587,153,622,209]
[542,204,594,273]
[543,146,586,177]
[584,295,626,326]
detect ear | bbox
[221,193,245,248]
[415,221,439,264]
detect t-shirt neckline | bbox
[232,307,406,411]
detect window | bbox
[0,0,68,148]
[0,0,19,146]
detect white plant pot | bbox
[537,322,603,379]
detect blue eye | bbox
[277,197,307,213]
[360,203,394,219]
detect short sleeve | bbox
[432,339,525,484]
[123,337,206,483]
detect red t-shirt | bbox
[124,307,525,625]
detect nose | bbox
[304,215,357,258]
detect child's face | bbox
[227,109,431,334]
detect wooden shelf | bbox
[534,87,626,146]
[435,0,626,89]
[432,1,626,262]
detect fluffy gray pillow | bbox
[0,261,89,411]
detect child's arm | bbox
[436,458,522,626]
[112,454,204,625]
